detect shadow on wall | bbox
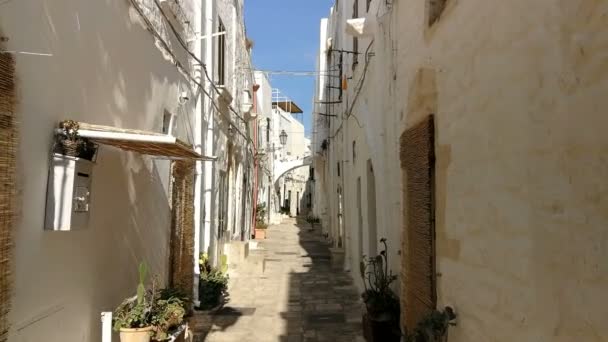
[5,0,200,340]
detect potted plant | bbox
[198,254,229,310]
[55,120,97,161]
[306,215,320,230]
[360,238,401,342]
[113,263,155,342]
[254,203,268,239]
[405,307,457,342]
[151,291,187,342]
[254,222,268,239]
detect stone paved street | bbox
[190,218,365,342]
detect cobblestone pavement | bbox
[190,218,365,342]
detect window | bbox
[366,0,372,11]
[352,0,359,68]
[162,110,175,135]
[352,140,357,164]
[400,115,437,330]
[217,19,226,85]
[337,162,341,177]
[266,118,270,145]
[428,0,447,26]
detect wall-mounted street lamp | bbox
[279,130,288,146]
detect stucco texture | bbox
[315,0,608,340]
[0,0,197,340]
[395,0,608,340]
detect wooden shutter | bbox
[0,47,17,342]
[400,115,436,331]
[169,160,195,299]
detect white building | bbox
[253,74,311,223]
[0,0,255,340]
[313,0,608,340]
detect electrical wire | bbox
[327,39,375,140]
[128,0,253,146]
[152,0,249,128]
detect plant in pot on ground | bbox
[113,262,155,342]
[150,290,187,341]
[254,203,268,239]
[360,238,401,342]
[198,253,229,310]
[404,306,457,342]
[306,215,320,230]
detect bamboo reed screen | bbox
[0,45,17,342]
[170,160,195,300]
[400,115,437,332]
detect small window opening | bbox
[162,110,175,135]
[217,19,226,85]
[352,0,359,68]
[428,0,447,26]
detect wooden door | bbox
[400,115,437,331]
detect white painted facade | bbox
[313,0,608,340]
[1,0,254,339]
[253,72,311,223]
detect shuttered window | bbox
[399,115,437,331]
[0,47,17,342]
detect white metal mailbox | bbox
[44,153,93,231]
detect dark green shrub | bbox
[198,253,229,310]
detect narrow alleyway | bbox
[190,218,365,342]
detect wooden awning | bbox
[65,122,215,161]
[272,101,303,113]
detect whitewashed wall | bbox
[0,0,197,340]
[315,0,608,340]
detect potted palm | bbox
[360,239,401,342]
[113,263,154,342]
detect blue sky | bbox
[245,1,333,137]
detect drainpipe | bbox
[202,0,215,264]
[251,84,260,234]
[192,0,204,306]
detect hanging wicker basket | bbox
[54,120,98,161]
[54,136,97,160]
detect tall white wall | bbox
[0,0,198,340]
[314,0,608,340]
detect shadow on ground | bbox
[190,217,364,342]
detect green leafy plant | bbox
[306,216,320,229]
[198,253,229,310]
[113,262,154,331]
[360,239,400,323]
[151,295,186,341]
[255,203,267,225]
[256,222,268,229]
[159,287,189,304]
[405,307,457,342]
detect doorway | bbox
[356,177,363,262]
[366,160,378,257]
[400,115,437,330]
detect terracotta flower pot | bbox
[254,228,266,240]
[120,326,153,342]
